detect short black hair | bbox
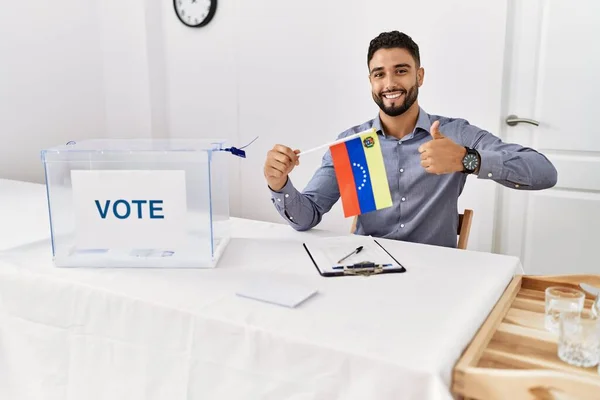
[367,31,421,68]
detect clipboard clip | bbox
[341,261,384,276]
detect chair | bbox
[456,209,473,250]
[350,208,474,250]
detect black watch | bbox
[462,147,479,174]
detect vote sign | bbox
[71,170,187,249]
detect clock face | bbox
[463,153,478,171]
[174,0,217,28]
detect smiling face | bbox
[368,47,424,117]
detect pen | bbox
[337,246,364,264]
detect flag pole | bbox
[296,128,375,157]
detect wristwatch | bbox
[462,147,480,174]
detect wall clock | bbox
[174,0,217,28]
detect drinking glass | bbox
[558,313,600,368]
[545,286,585,334]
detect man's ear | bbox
[417,67,425,87]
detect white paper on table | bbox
[236,278,318,308]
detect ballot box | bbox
[40,139,231,268]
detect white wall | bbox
[96,0,170,140]
[162,0,508,252]
[97,0,151,139]
[0,0,107,183]
[0,0,164,184]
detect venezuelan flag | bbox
[330,129,393,217]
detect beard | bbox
[372,80,419,117]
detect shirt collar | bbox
[373,107,432,140]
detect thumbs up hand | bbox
[430,120,445,140]
[417,120,467,175]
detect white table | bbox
[0,180,523,400]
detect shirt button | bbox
[400,168,404,173]
[285,194,289,198]
[488,173,493,178]
[277,198,281,202]
[400,224,405,228]
[401,197,406,202]
[515,184,520,188]
[289,216,294,220]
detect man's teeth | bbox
[384,93,402,99]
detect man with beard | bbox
[263,31,557,248]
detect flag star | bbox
[352,163,357,166]
[363,179,366,183]
[358,186,362,190]
[357,164,361,167]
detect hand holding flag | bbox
[264,145,300,191]
[265,128,393,218]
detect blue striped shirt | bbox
[270,108,557,248]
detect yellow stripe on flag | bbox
[361,130,392,210]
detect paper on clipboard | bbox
[302,236,404,275]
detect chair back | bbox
[350,208,474,250]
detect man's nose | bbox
[384,76,397,91]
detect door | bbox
[495,0,600,274]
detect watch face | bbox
[463,153,478,171]
[174,0,217,28]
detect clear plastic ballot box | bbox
[40,139,231,268]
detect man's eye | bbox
[374,73,383,78]
[397,70,407,74]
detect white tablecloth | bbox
[0,180,523,400]
[0,179,50,251]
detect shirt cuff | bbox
[476,150,505,181]
[270,178,300,210]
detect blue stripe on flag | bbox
[345,137,376,214]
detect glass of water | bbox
[558,313,600,368]
[545,286,585,334]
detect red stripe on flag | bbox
[330,142,360,217]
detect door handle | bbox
[505,114,540,127]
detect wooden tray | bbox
[452,274,600,400]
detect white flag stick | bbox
[296,128,375,157]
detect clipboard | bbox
[302,237,407,277]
